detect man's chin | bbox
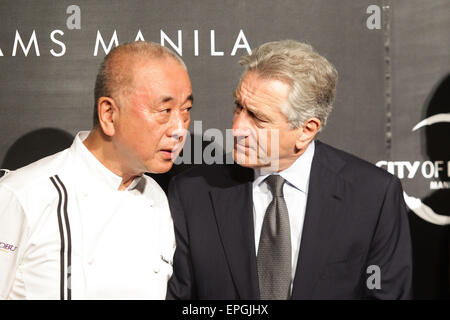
[146,160,174,174]
[237,162,279,173]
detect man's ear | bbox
[97,97,118,137]
[295,117,321,150]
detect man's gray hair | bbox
[93,41,186,126]
[239,40,338,130]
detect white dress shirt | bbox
[0,131,175,299]
[253,140,315,286]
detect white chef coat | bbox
[0,131,175,300]
[253,140,315,286]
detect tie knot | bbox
[265,175,285,197]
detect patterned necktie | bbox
[257,174,292,300]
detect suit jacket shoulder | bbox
[314,140,398,191]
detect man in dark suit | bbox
[166,40,412,300]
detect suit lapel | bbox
[210,180,260,300]
[291,141,346,299]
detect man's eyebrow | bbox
[246,104,270,120]
[159,94,193,104]
[160,96,174,103]
[232,93,269,120]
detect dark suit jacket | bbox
[166,140,412,299]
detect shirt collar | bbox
[253,140,315,194]
[70,131,142,191]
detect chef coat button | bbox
[153,267,160,274]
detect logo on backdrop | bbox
[0,5,252,58]
[376,113,450,225]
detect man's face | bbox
[232,71,300,171]
[113,57,192,174]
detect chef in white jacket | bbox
[0,41,193,300]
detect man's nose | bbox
[232,110,251,137]
[167,110,188,142]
